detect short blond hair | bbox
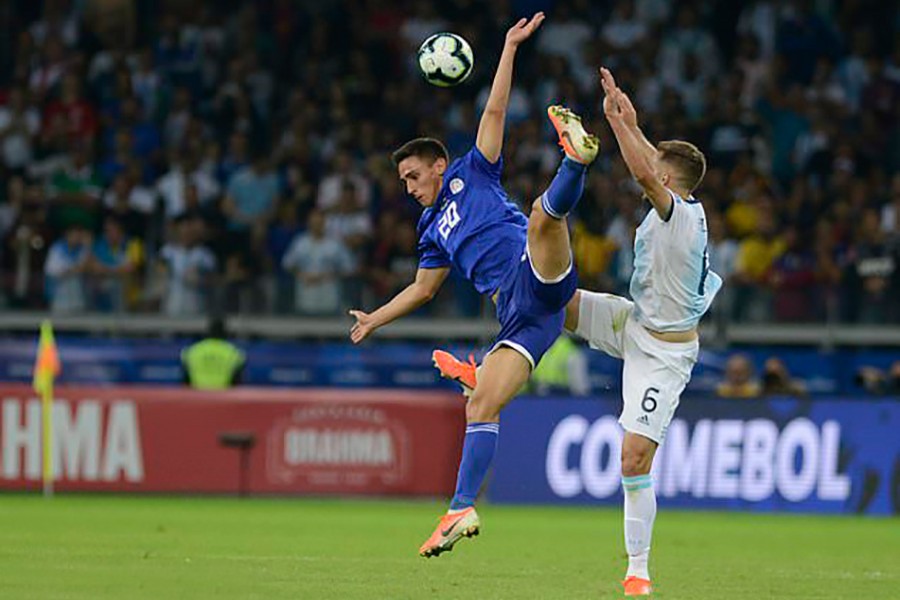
[658,140,707,193]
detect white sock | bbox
[622,474,656,580]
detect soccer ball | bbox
[417,33,474,87]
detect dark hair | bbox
[658,140,707,193]
[208,316,227,338]
[391,138,449,166]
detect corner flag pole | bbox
[33,320,61,498]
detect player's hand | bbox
[615,89,638,128]
[349,309,377,344]
[599,67,622,120]
[505,12,545,47]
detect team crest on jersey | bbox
[449,178,465,195]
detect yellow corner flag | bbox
[32,320,61,497]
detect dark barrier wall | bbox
[490,396,900,515]
[0,385,465,496]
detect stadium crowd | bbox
[0,0,897,322]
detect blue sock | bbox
[449,422,499,509]
[541,157,588,219]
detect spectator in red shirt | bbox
[43,73,98,145]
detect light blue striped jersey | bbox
[630,190,722,332]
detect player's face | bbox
[398,156,446,207]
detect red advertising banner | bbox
[0,385,465,496]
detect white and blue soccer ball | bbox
[417,33,474,87]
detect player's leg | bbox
[419,347,530,557]
[566,290,632,359]
[621,431,658,596]
[618,324,698,595]
[434,289,631,398]
[526,107,598,281]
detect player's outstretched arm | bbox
[475,12,544,163]
[349,267,450,343]
[599,68,672,218]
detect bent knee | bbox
[466,390,507,421]
[528,198,560,231]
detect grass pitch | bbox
[1,495,897,599]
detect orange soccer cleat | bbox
[418,507,481,558]
[432,349,478,395]
[547,105,599,165]
[622,576,652,596]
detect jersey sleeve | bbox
[464,146,503,181]
[417,230,450,269]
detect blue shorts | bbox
[492,249,578,369]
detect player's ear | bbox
[434,157,447,176]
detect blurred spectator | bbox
[157,149,220,219]
[601,0,648,53]
[3,186,51,308]
[733,211,785,321]
[530,334,590,396]
[658,5,720,86]
[281,210,354,316]
[157,215,217,316]
[537,3,592,72]
[0,87,41,171]
[369,218,418,301]
[181,317,245,389]
[316,150,371,212]
[90,215,143,312]
[716,354,762,398]
[760,357,808,397]
[44,223,91,313]
[0,0,895,323]
[217,132,249,186]
[880,174,900,239]
[43,73,98,145]
[29,36,68,100]
[841,209,899,323]
[325,181,372,253]
[47,143,103,233]
[855,361,900,395]
[770,226,818,321]
[102,168,155,237]
[222,148,279,232]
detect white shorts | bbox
[573,291,699,444]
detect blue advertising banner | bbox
[0,336,897,394]
[489,396,900,515]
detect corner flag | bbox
[32,320,60,497]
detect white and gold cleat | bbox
[547,105,600,165]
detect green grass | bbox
[0,495,897,599]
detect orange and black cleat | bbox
[418,507,481,558]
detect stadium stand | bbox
[0,0,897,327]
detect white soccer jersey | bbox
[629,190,722,332]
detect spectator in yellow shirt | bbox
[716,354,762,399]
[733,212,786,321]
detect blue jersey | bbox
[416,147,528,295]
